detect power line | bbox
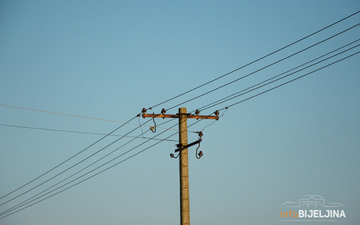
[3,44,356,216]
[0,116,152,207]
[2,10,359,219]
[2,46,358,217]
[0,104,135,124]
[2,33,359,218]
[0,110,193,208]
[166,22,360,111]
[3,31,358,209]
[0,115,180,209]
[220,50,360,110]
[0,104,190,132]
[0,112,209,219]
[3,39,358,213]
[0,118,180,218]
[0,123,177,142]
[0,119,176,216]
[0,111,214,218]
[0,115,137,201]
[147,10,360,110]
[2,11,359,136]
[199,40,360,111]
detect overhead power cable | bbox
[0,115,180,210]
[2,47,358,217]
[199,39,360,111]
[0,112,209,219]
[217,50,360,111]
[2,10,360,219]
[0,117,181,218]
[0,123,177,142]
[1,109,192,208]
[0,116,154,207]
[0,112,214,218]
[3,20,360,204]
[0,118,177,216]
[0,104,135,124]
[0,104,189,132]
[3,39,358,213]
[147,10,360,110]
[3,46,357,217]
[166,22,360,111]
[0,116,138,201]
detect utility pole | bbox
[142,107,219,225]
[178,107,190,225]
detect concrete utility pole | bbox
[142,107,219,225]
[178,107,190,225]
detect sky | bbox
[0,1,359,224]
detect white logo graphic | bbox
[281,195,345,222]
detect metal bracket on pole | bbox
[175,139,202,153]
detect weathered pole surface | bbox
[178,107,190,225]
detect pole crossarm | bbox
[142,113,219,120]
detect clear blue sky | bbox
[1,1,359,224]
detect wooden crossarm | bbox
[142,113,219,120]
